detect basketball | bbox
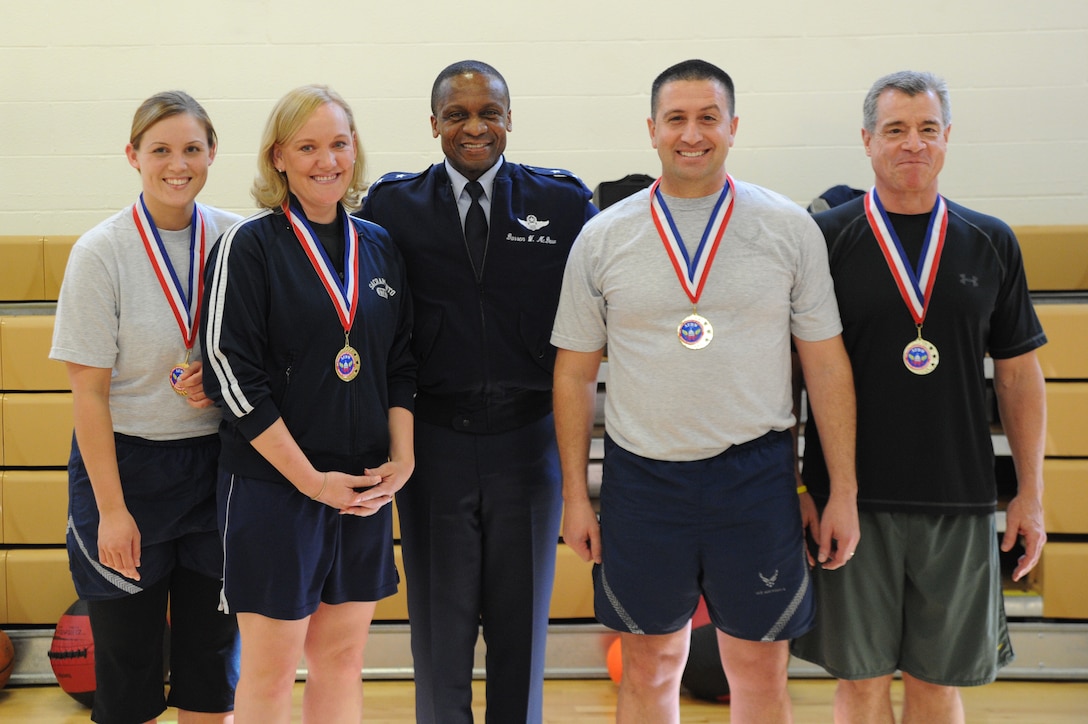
[48,600,96,708]
[681,597,730,703]
[0,628,15,690]
[604,598,730,702]
[682,622,731,703]
[606,637,623,685]
[691,595,712,629]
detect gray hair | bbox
[863,71,951,132]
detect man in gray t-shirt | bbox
[551,59,860,723]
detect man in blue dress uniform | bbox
[359,59,597,724]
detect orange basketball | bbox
[0,628,15,690]
[606,637,622,685]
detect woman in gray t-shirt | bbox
[49,91,241,723]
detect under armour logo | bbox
[759,570,779,588]
[959,274,979,287]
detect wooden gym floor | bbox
[2,678,1087,722]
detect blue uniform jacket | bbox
[201,205,416,483]
[359,162,596,431]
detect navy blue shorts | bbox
[67,433,222,600]
[595,431,813,641]
[219,472,399,619]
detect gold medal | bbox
[903,329,939,375]
[335,346,360,381]
[135,195,206,399]
[865,190,948,379]
[335,333,360,382]
[650,178,734,353]
[170,349,192,395]
[678,313,713,350]
[284,201,363,384]
[169,362,190,395]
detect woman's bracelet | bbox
[796,484,808,495]
[310,472,328,500]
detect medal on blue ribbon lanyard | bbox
[864,188,948,375]
[133,195,206,395]
[283,200,361,381]
[649,176,735,349]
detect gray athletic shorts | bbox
[790,511,1013,686]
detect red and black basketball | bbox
[48,600,96,708]
[0,628,15,690]
[681,597,731,703]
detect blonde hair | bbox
[252,84,367,211]
[130,90,216,149]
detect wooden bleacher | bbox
[0,226,1086,682]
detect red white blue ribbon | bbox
[133,195,205,351]
[282,200,359,334]
[650,176,734,305]
[864,188,948,324]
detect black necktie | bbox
[464,180,488,276]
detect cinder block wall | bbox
[1,0,1086,235]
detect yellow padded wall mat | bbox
[1042,460,1088,535]
[0,316,69,391]
[1016,226,1088,291]
[1,392,73,467]
[1,470,69,545]
[0,236,47,301]
[5,548,77,624]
